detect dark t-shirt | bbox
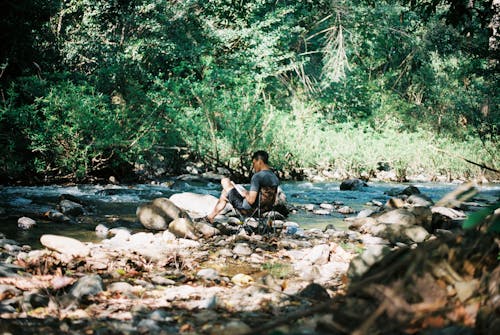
[240,169,279,210]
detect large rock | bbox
[168,218,198,240]
[340,179,368,191]
[169,192,219,217]
[137,197,188,230]
[40,234,89,257]
[58,199,84,216]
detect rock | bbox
[151,276,176,286]
[108,282,134,294]
[305,244,330,265]
[298,283,330,301]
[320,203,334,210]
[231,274,254,286]
[95,224,109,237]
[24,292,49,308]
[401,225,430,243]
[197,268,220,281]
[168,218,198,240]
[357,209,374,218]
[400,185,421,196]
[313,209,331,215]
[385,197,405,209]
[376,208,417,226]
[220,320,252,335]
[18,217,36,230]
[348,244,391,278]
[137,197,187,230]
[431,206,466,219]
[304,204,315,211]
[70,275,104,300]
[233,243,253,256]
[40,234,89,257]
[59,199,84,216]
[43,209,72,222]
[137,319,161,334]
[407,194,434,207]
[455,280,479,302]
[169,192,219,217]
[340,179,367,191]
[195,221,220,238]
[337,206,355,214]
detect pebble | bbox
[197,268,220,281]
[17,217,36,230]
[232,243,252,256]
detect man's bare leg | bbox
[206,178,234,223]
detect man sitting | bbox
[206,150,279,223]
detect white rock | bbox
[18,217,36,229]
[169,192,219,217]
[320,203,334,210]
[197,268,220,281]
[305,244,331,265]
[233,243,252,256]
[40,234,89,257]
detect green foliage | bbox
[463,203,500,233]
[0,0,498,182]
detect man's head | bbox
[252,150,269,172]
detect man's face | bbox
[251,158,258,172]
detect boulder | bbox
[70,275,104,300]
[168,218,198,240]
[40,234,89,257]
[169,192,219,217]
[58,199,84,216]
[18,217,36,230]
[340,179,368,191]
[137,197,187,230]
[407,194,434,207]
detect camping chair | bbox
[238,186,282,236]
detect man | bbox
[206,150,279,223]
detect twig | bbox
[242,300,334,335]
[430,145,499,173]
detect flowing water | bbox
[1,180,498,248]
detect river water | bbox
[1,181,498,248]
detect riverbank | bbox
[0,182,498,334]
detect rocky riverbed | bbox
[0,180,498,334]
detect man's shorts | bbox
[227,188,245,210]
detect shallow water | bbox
[0,180,498,248]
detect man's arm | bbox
[245,190,258,206]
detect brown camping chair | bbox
[239,186,281,235]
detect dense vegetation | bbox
[0,0,498,184]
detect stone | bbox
[95,224,109,237]
[407,194,434,207]
[151,276,176,286]
[313,209,331,215]
[17,217,36,230]
[348,244,391,278]
[376,209,417,226]
[357,209,374,218]
[169,192,219,217]
[108,282,134,294]
[298,283,330,301]
[70,275,104,300]
[59,199,84,216]
[402,225,430,243]
[40,234,89,257]
[337,206,355,214]
[195,221,220,238]
[168,218,198,240]
[340,178,368,191]
[220,320,252,335]
[304,204,315,211]
[43,209,72,222]
[320,203,334,210]
[455,280,479,302]
[431,206,466,219]
[305,244,331,265]
[233,243,253,256]
[197,268,220,281]
[400,185,421,196]
[137,197,190,231]
[231,274,254,286]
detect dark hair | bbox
[252,150,269,164]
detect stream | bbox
[1,180,499,248]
